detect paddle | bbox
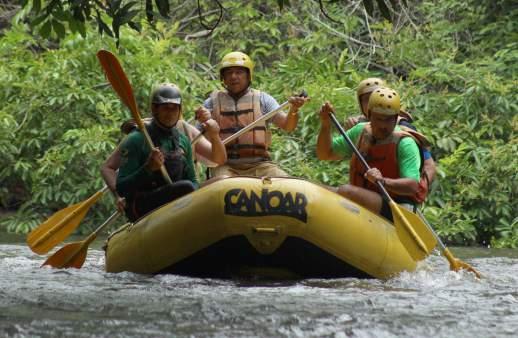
[416,209,481,278]
[327,112,437,261]
[27,186,109,255]
[96,50,173,185]
[41,211,121,269]
[222,90,308,144]
[328,112,481,277]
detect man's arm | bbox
[365,168,420,196]
[101,148,120,194]
[265,93,308,132]
[179,135,199,189]
[193,107,227,165]
[316,102,343,160]
[100,146,126,212]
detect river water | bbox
[1,232,517,338]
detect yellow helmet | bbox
[219,51,254,81]
[367,87,401,116]
[357,77,386,97]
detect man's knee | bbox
[337,184,356,199]
[172,180,196,195]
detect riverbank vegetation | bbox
[0,0,516,247]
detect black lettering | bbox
[236,190,251,213]
[266,190,283,212]
[223,189,308,223]
[249,190,264,214]
[224,188,241,214]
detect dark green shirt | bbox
[116,129,199,198]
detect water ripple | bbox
[1,243,517,337]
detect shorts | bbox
[380,198,416,223]
[211,161,289,177]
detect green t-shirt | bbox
[331,123,421,181]
[116,129,199,197]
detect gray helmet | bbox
[150,83,182,105]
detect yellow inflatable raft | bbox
[104,177,416,279]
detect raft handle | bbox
[252,227,279,234]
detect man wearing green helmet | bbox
[197,51,309,177]
[317,87,430,222]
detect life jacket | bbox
[210,88,271,164]
[349,124,430,203]
[139,121,187,189]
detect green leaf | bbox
[155,0,170,18]
[32,0,41,13]
[39,20,52,38]
[145,0,154,22]
[52,20,66,39]
[96,15,113,37]
[128,21,142,32]
[31,14,47,27]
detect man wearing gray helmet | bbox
[115,83,216,221]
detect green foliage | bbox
[17,0,404,44]
[1,0,516,248]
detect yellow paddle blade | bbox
[390,202,438,261]
[442,248,482,278]
[27,202,90,255]
[26,187,107,255]
[41,241,88,269]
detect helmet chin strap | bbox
[152,111,179,131]
[155,119,178,130]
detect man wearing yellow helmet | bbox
[197,51,309,177]
[345,77,436,185]
[317,87,429,222]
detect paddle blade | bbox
[443,248,482,278]
[96,50,141,123]
[41,242,88,269]
[27,202,90,255]
[391,202,437,261]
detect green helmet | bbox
[150,83,182,105]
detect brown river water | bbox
[1,232,517,337]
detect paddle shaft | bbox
[77,211,121,253]
[189,100,290,147]
[189,101,290,147]
[328,112,429,253]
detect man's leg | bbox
[336,184,387,218]
[211,164,239,177]
[133,180,196,219]
[253,162,289,177]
